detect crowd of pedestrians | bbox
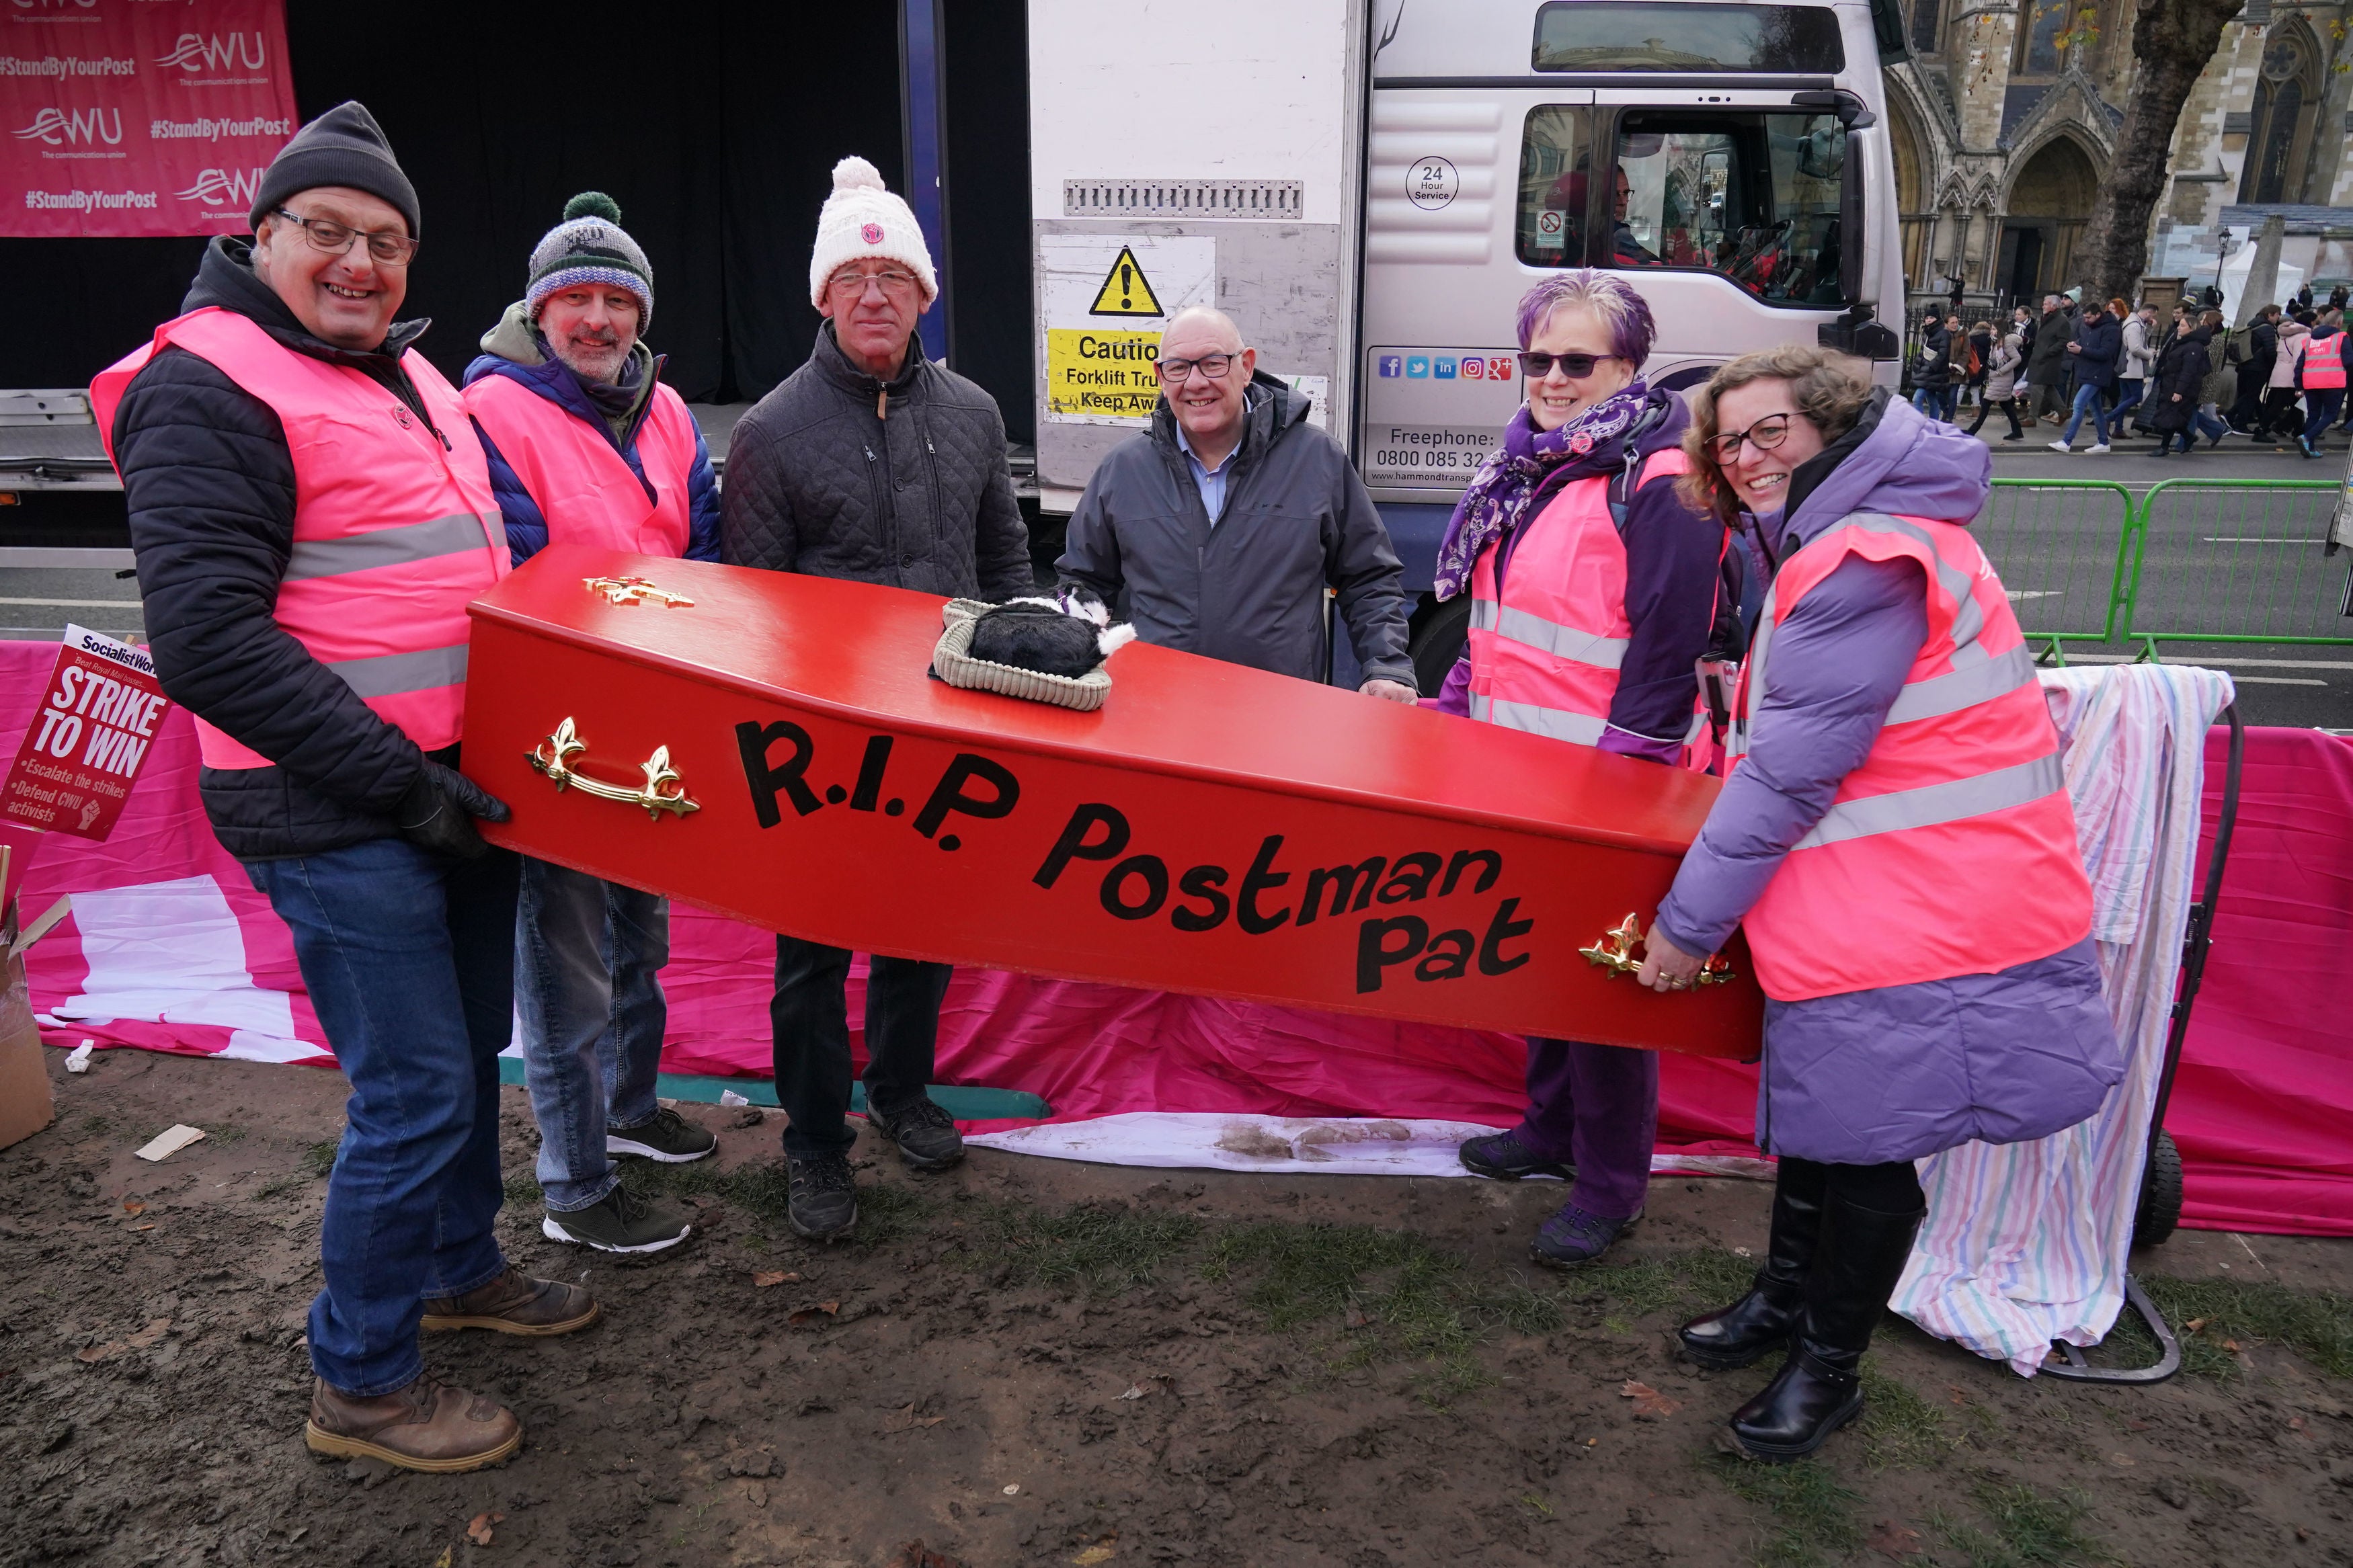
[91,101,2131,1481]
[1911,283,2349,458]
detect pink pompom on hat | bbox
[807,155,938,310]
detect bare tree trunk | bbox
[2079,0,2246,304]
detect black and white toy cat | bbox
[966,591,1137,679]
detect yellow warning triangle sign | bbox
[1087,246,1164,317]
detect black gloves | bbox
[395,760,511,861]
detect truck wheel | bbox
[1409,594,1472,698]
[2133,1128,2184,1249]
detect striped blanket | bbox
[1891,662,2236,1374]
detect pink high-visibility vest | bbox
[91,307,508,768]
[1726,511,2091,1001]
[461,370,699,558]
[1465,448,1711,760]
[2300,331,2346,390]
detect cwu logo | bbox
[157,33,268,73]
[13,107,122,147]
[173,167,266,208]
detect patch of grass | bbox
[503,1171,544,1206]
[1857,1360,1954,1470]
[959,1199,1199,1292]
[1931,1481,2108,1567]
[1572,1247,1757,1321]
[300,1139,338,1178]
[619,1156,936,1246]
[2139,1273,2353,1379]
[1708,1452,1863,1568]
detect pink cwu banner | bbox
[3,0,295,239]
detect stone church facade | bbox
[1888,0,2353,313]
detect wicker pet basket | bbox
[930,599,1114,712]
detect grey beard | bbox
[553,337,627,384]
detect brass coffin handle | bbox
[584,575,694,607]
[527,716,701,820]
[1579,911,1737,987]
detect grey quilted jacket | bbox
[721,324,1031,601]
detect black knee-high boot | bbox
[1678,1157,1828,1369]
[1728,1188,1924,1462]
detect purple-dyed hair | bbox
[1514,270,1655,366]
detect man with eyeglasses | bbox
[91,102,582,1473]
[723,156,1031,1241]
[1055,305,1417,700]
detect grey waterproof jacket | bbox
[721,323,1032,601]
[1055,375,1414,687]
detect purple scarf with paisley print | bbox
[1431,378,1652,600]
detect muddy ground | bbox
[3,1046,2348,1568]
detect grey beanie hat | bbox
[249,101,420,238]
[526,192,654,329]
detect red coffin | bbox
[464,546,1763,1060]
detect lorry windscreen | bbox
[1531,3,1846,73]
[1515,108,1850,311]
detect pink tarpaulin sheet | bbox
[5,641,2346,1234]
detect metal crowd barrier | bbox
[2122,479,2349,655]
[1979,476,2352,661]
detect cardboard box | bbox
[0,899,54,1151]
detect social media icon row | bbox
[1378,354,1519,381]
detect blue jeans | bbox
[2304,388,2346,445]
[2161,405,2230,452]
[1910,386,1956,421]
[515,858,670,1211]
[243,837,520,1396]
[771,937,951,1160]
[2060,383,2112,446]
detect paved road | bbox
[6,419,2348,730]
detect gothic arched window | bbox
[2239,30,2316,204]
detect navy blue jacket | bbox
[2067,313,2121,393]
[461,345,720,567]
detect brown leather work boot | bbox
[420,1266,599,1336]
[305,1372,520,1473]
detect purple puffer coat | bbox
[1652,393,2122,1165]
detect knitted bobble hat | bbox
[807,155,936,310]
[526,192,654,329]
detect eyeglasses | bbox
[826,267,920,302]
[1707,413,1798,463]
[1156,353,1238,384]
[271,208,418,265]
[1517,351,1621,379]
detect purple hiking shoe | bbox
[1530,1202,1639,1268]
[1458,1129,1574,1182]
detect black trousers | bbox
[1777,1155,1923,1215]
[1966,395,2023,439]
[770,936,953,1159]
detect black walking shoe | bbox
[867,1096,965,1172]
[786,1153,859,1240]
[541,1184,692,1255]
[607,1106,718,1163]
[1458,1128,1573,1182]
[1680,1159,1827,1370]
[1729,1343,1865,1460]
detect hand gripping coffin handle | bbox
[1579,912,1736,987]
[527,716,701,820]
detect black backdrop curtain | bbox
[3,0,912,405]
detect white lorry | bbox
[1025,0,1905,684]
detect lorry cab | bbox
[1359,0,1904,682]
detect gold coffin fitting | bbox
[584,575,696,607]
[1579,911,1736,987]
[528,716,701,820]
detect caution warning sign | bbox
[1039,235,1215,427]
[1088,247,1164,317]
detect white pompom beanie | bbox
[807,155,938,310]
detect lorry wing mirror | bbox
[1819,304,1899,360]
[1790,89,1875,130]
